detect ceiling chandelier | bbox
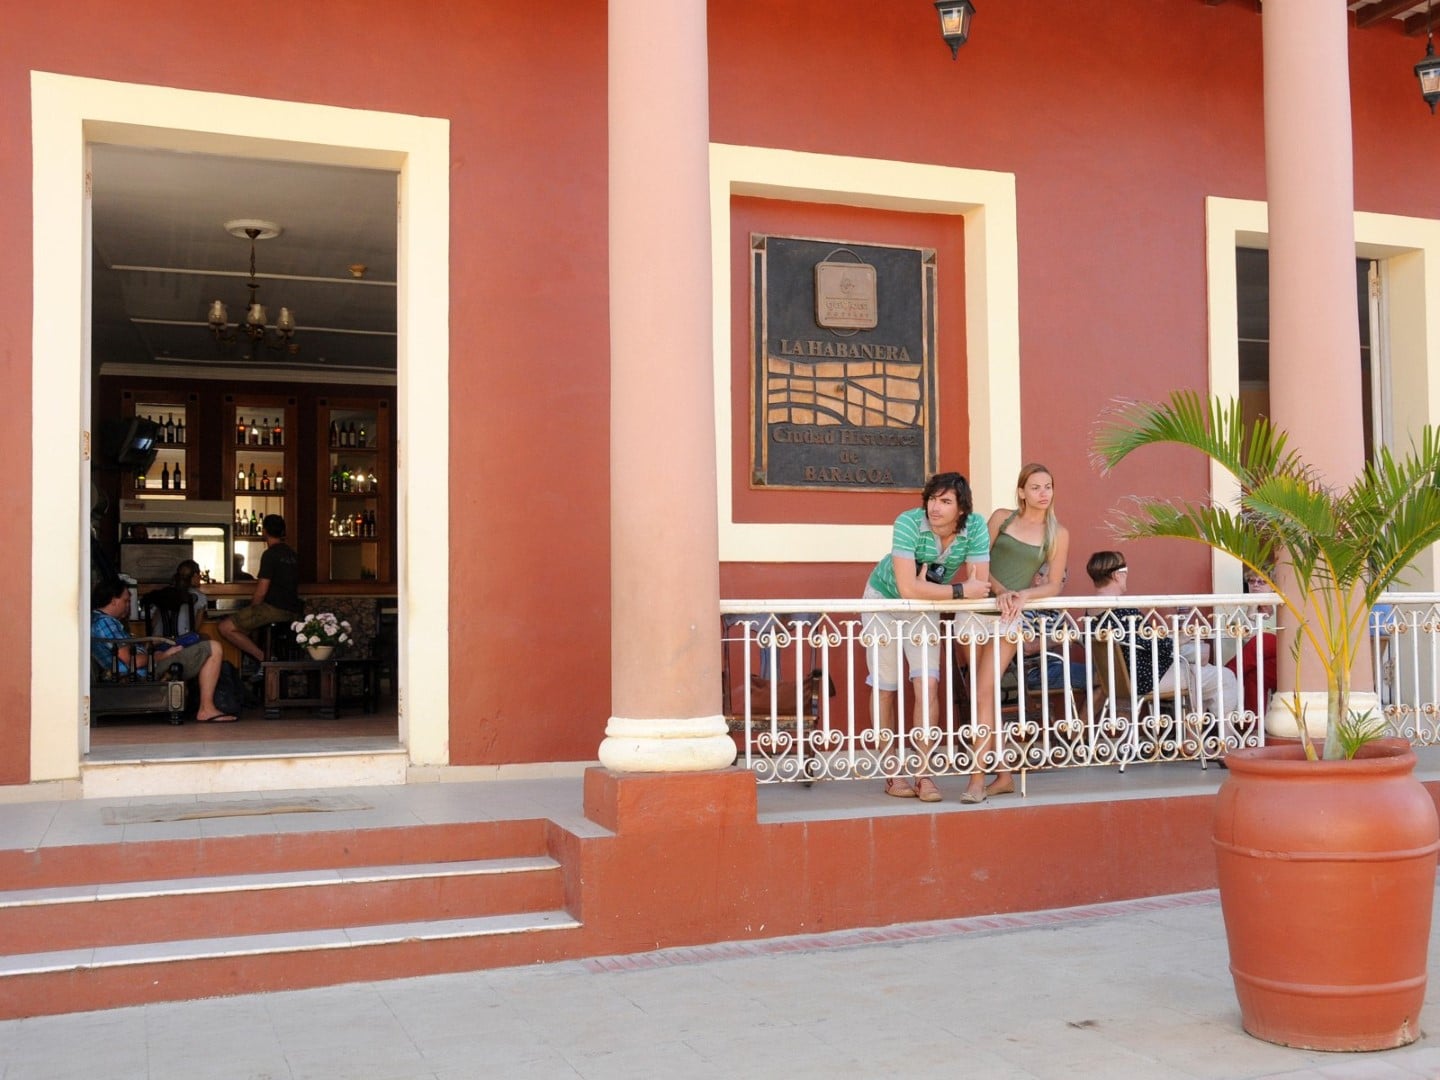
[207,219,298,355]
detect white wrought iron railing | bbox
[720,592,1440,785]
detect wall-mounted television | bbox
[97,417,160,471]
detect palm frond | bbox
[1092,390,1296,485]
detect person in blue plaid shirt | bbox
[91,577,236,722]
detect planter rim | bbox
[1225,737,1415,778]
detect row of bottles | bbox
[235,509,270,537]
[329,420,368,448]
[134,463,185,491]
[235,462,284,492]
[236,416,285,446]
[142,413,187,445]
[329,510,378,538]
[329,465,378,493]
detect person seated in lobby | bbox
[91,577,235,722]
[141,558,209,641]
[1086,550,1240,719]
[218,514,301,675]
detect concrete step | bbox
[0,910,585,1019]
[0,818,551,890]
[0,855,565,953]
[0,816,583,1018]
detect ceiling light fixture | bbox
[1417,1,1440,114]
[207,219,298,355]
[935,0,975,59]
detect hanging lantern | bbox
[934,0,975,60]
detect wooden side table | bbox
[261,659,337,719]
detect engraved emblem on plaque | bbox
[814,260,877,330]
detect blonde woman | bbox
[962,464,1070,804]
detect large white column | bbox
[1261,0,1370,701]
[600,0,735,772]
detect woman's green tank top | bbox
[989,523,1046,591]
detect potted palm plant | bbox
[1092,391,1440,1051]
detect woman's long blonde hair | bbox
[1016,462,1059,562]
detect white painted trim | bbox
[30,72,451,782]
[709,144,1021,563]
[1206,196,1440,592]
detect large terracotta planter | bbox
[1214,739,1440,1050]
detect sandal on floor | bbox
[195,713,238,723]
[959,788,986,805]
[885,777,918,798]
[914,777,943,803]
[985,780,1017,798]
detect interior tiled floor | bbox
[89,708,398,746]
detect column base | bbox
[1264,690,1380,740]
[583,765,756,834]
[598,714,737,774]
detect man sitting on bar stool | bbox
[218,513,302,682]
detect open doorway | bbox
[86,145,402,758]
[32,73,452,788]
[1235,248,1386,459]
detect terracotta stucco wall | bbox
[3,2,1440,777]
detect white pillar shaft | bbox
[1262,0,1363,480]
[602,0,733,772]
[1260,0,1370,696]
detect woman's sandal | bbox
[985,779,1017,798]
[885,777,918,798]
[959,788,986,804]
[914,776,943,803]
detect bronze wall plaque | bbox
[751,235,937,490]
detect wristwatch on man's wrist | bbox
[952,582,966,600]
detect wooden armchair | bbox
[91,632,186,725]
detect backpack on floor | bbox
[213,660,245,717]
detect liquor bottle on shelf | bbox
[237,464,248,492]
[275,470,284,492]
[261,418,271,446]
[329,421,339,448]
[234,508,244,534]
[261,468,270,491]
[249,420,260,446]
[165,414,176,444]
[160,462,170,490]
[174,467,184,491]
[273,418,283,445]
[175,416,185,444]
[135,468,146,491]
[358,423,367,448]
[329,467,340,493]
[248,462,257,490]
[236,416,247,445]
[249,510,259,535]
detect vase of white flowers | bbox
[292,612,352,661]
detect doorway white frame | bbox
[31,72,451,782]
[1206,196,1440,594]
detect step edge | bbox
[0,911,583,975]
[0,856,561,908]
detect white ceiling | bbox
[90,144,399,378]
